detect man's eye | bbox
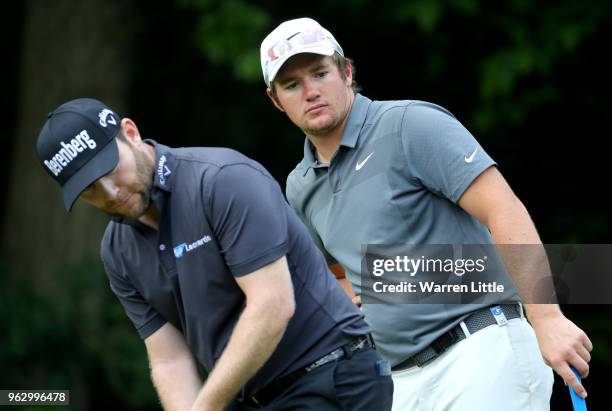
[315,71,328,78]
[284,82,297,90]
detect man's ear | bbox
[344,60,353,88]
[266,87,285,112]
[120,118,142,144]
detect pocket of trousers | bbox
[332,349,394,411]
[505,319,548,393]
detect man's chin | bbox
[107,203,148,221]
[304,120,337,136]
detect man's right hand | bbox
[329,263,357,300]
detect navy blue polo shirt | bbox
[100,141,369,399]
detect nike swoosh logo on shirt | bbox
[464,148,478,163]
[355,152,374,171]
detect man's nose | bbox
[303,78,320,100]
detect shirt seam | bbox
[138,316,167,338]
[230,241,289,277]
[398,102,431,190]
[205,162,278,220]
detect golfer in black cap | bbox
[35,98,393,411]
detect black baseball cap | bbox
[35,98,121,211]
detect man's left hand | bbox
[530,309,592,398]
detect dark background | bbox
[0,1,610,410]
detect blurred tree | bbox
[472,1,609,133]
[1,0,132,283]
[0,260,159,410]
[0,1,142,410]
[177,0,271,81]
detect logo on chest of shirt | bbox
[173,234,212,259]
[157,155,172,185]
[355,152,375,171]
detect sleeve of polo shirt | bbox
[400,101,497,203]
[208,163,290,277]
[100,237,166,339]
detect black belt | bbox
[392,304,521,371]
[245,334,375,408]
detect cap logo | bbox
[98,109,117,127]
[43,129,97,176]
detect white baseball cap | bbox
[260,17,344,86]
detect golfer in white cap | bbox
[261,17,593,411]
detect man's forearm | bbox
[459,168,592,396]
[151,356,203,411]
[191,303,292,411]
[522,302,562,323]
[488,198,558,310]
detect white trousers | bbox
[391,318,554,411]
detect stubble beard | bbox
[302,114,340,137]
[303,92,352,138]
[132,145,155,216]
[112,144,154,220]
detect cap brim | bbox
[62,139,119,211]
[267,45,336,86]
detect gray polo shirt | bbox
[100,141,369,399]
[286,94,519,365]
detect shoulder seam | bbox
[363,101,415,128]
